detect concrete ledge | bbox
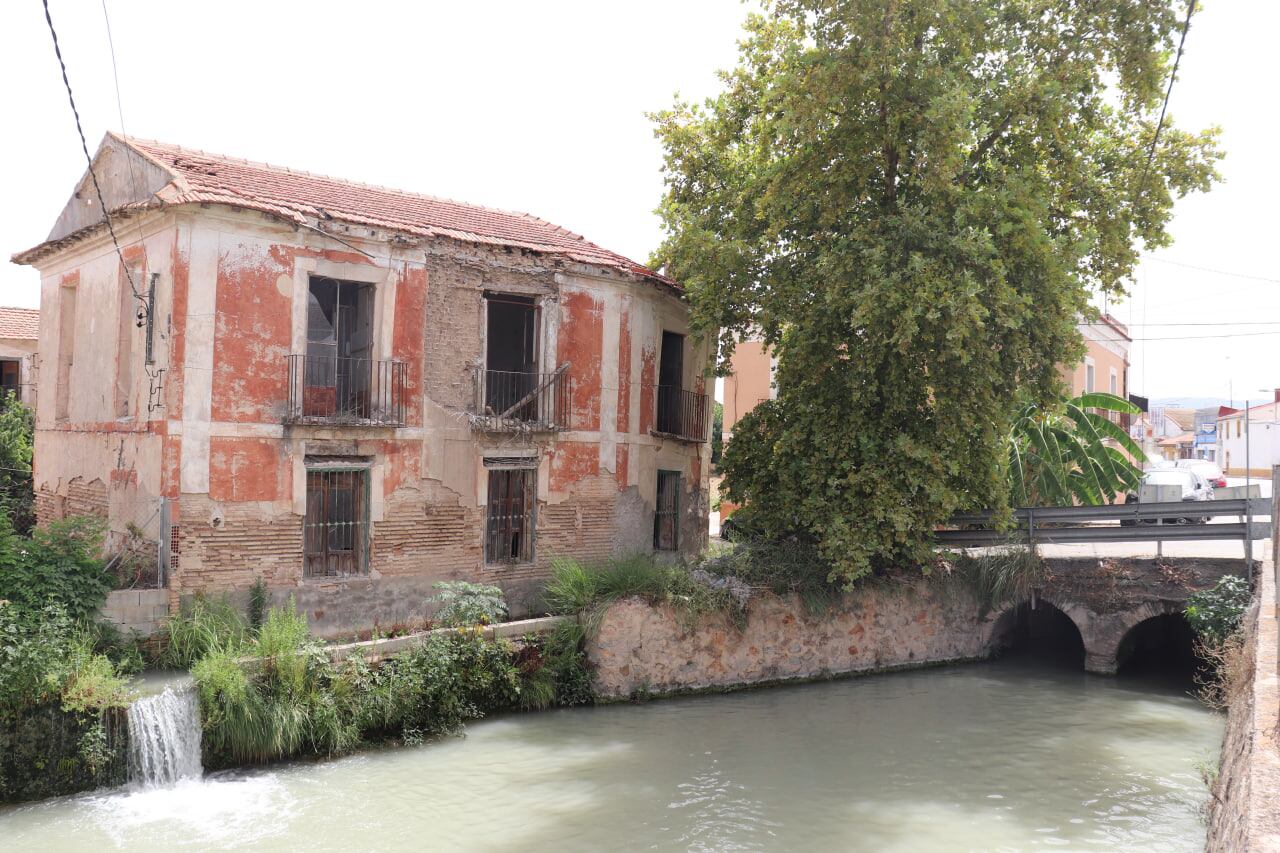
[1208,561,1280,852]
[326,615,569,664]
[100,588,171,636]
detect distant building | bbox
[1062,315,1130,403]
[1217,394,1279,476]
[0,306,39,405]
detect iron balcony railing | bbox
[472,365,572,431]
[286,354,406,426]
[653,385,709,443]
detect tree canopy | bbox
[652,0,1220,582]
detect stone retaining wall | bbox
[1207,562,1280,852]
[587,580,990,699]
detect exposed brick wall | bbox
[174,496,302,592]
[65,477,108,518]
[370,486,484,577]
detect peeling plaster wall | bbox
[29,205,710,635]
[32,213,179,547]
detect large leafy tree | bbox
[653,0,1220,582]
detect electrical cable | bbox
[41,0,145,306]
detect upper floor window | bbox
[287,276,404,425]
[653,331,708,442]
[0,360,19,403]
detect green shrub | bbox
[0,515,111,621]
[1185,575,1252,644]
[0,601,131,801]
[0,393,34,535]
[160,594,248,669]
[429,581,508,627]
[248,577,268,632]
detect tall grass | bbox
[160,594,248,669]
[950,547,1045,611]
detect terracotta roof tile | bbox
[0,307,39,340]
[124,138,675,288]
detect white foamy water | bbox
[0,659,1220,851]
[126,682,203,788]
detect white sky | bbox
[1,1,1274,403]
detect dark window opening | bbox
[486,466,535,563]
[0,360,20,403]
[988,601,1085,668]
[483,294,539,420]
[656,331,685,435]
[304,468,368,577]
[303,277,375,419]
[654,470,681,551]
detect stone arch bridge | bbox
[981,556,1248,674]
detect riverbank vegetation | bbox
[170,582,593,769]
[1184,575,1253,710]
[0,514,137,801]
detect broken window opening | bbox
[485,465,536,564]
[303,276,375,419]
[304,467,369,578]
[483,293,539,420]
[0,360,20,403]
[656,331,685,435]
[654,470,681,551]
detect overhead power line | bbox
[1130,330,1280,342]
[1146,256,1280,284]
[40,0,143,305]
[1085,321,1280,328]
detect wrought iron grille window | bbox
[485,466,536,564]
[654,470,681,551]
[304,468,368,577]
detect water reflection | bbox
[0,658,1219,852]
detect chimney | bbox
[1274,389,1280,404]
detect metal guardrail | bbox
[937,498,1272,549]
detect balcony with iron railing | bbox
[285,354,406,426]
[471,364,572,432]
[652,385,709,443]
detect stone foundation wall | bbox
[1207,562,1280,852]
[587,580,990,699]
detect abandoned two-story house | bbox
[11,134,711,634]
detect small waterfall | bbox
[127,681,203,787]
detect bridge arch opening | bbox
[989,600,1085,667]
[1115,612,1198,682]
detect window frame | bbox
[484,460,538,565]
[654,470,681,552]
[0,359,20,403]
[303,464,371,579]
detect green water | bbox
[0,658,1220,851]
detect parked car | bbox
[1175,458,1227,489]
[1122,468,1214,525]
